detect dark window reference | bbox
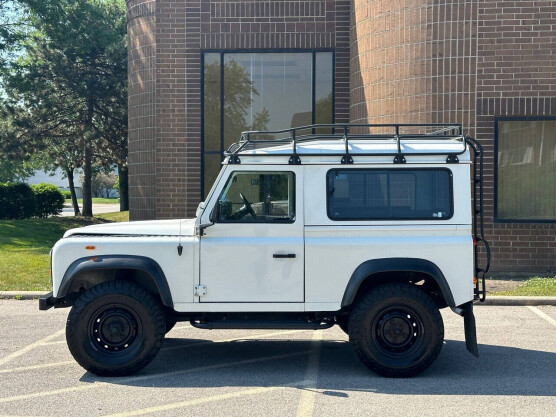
[327,169,452,220]
[202,51,334,197]
[495,118,556,222]
[217,172,295,223]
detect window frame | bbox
[200,49,335,197]
[494,116,556,224]
[325,168,454,221]
[214,170,297,224]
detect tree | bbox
[1,0,128,216]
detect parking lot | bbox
[0,300,554,417]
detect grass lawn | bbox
[72,198,120,204]
[492,277,556,296]
[0,213,128,291]
[96,211,129,222]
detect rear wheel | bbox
[66,281,166,376]
[348,283,444,377]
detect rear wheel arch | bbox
[58,255,174,309]
[341,258,455,309]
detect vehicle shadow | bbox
[79,337,556,397]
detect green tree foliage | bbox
[1,0,127,217]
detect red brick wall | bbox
[127,0,555,273]
[350,0,478,133]
[127,0,157,220]
[129,0,351,219]
[476,0,556,273]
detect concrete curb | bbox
[0,291,47,300]
[0,291,555,306]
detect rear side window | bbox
[327,169,452,220]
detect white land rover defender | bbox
[40,123,490,378]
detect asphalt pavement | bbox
[60,203,120,216]
[0,300,554,417]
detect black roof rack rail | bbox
[224,123,468,165]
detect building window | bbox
[326,169,453,220]
[495,118,556,222]
[202,51,334,197]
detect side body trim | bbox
[341,258,456,307]
[58,255,173,308]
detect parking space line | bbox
[103,381,308,417]
[0,361,75,375]
[296,331,323,417]
[39,340,66,346]
[527,306,556,327]
[0,330,308,375]
[0,350,312,404]
[0,329,64,368]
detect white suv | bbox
[40,123,490,378]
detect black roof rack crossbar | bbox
[224,123,466,163]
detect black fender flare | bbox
[58,255,173,308]
[341,258,455,308]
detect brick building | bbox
[126,0,555,273]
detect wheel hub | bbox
[375,308,421,354]
[91,307,138,352]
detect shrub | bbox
[30,183,65,218]
[0,183,36,219]
[61,190,72,199]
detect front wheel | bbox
[348,283,444,378]
[66,281,166,376]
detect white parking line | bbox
[0,350,312,404]
[0,361,75,375]
[527,306,556,327]
[103,381,308,417]
[296,331,323,417]
[0,329,64,368]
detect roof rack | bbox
[224,123,468,165]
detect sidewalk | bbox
[1,291,555,306]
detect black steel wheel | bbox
[66,281,166,376]
[348,283,444,378]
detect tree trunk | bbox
[82,95,94,217]
[82,142,93,217]
[66,167,81,216]
[118,164,129,211]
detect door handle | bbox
[273,253,296,259]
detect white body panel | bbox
[49,138,476,313]
[199,165,304,302]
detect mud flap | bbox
[461,301,479,357]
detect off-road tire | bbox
[348,283,444,378]
[66,281,166,376]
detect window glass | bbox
[202,51,334,198]
[217,172,295,223]
[315,52,333,131]
[203,53,221,152]
[327,169,452,220]
[223,53,312,149]
[497,119,556,221]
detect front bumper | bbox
[38,292,56,310]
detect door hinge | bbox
[194,285,207,297]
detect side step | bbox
[190,320,334,330]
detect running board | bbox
[190,320,334,330]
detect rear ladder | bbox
[466,136,491,302]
